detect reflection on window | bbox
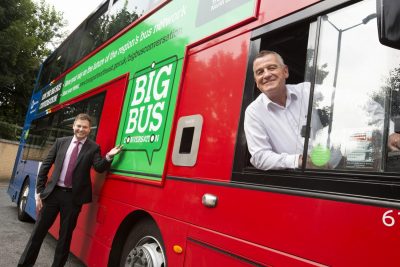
[306,0,400,172]
[106,0,160,39]
[38,0,161,90]
[22,93,105,161]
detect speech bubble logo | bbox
[120,56,178,164]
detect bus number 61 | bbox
[382,210,400,227]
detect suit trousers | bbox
[18,187,82,267]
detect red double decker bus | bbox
[8,0,400,265]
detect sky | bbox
[40,0,104,35]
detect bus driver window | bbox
[244,0,400,173]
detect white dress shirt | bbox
[244,82,322,170]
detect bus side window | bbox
[305,0,400,172]
[22,93,105,163]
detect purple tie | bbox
[64,141,80,187]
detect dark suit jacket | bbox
[36,136,111,205]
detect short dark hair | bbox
[74,113,92,126]
[253,50,285,66]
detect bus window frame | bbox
[232,0,400,209]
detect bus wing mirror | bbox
[377,0,400,49]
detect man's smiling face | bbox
[73,119,91,141]
[253,53,289,99]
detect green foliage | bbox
[87,0,140,52]
[105,1,140,40]
[0,0,65,138]
[387,67,400,117]
[0,121,22,141]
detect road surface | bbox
[0,182,85,267]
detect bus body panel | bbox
[168,31,251,181]
[170,179,400,266]
[7,153,27,203]
[66,172,400,266]
[258,0,320,25]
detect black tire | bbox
[119,218,166,267]
[17,180,32,222]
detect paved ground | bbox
[0,181,85,267]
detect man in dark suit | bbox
[18,113,122,267]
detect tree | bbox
[84,0,140,53]
[304,48,329,85]
[0,0,65,139]
[386,67,400,118]
[371,66,400,118]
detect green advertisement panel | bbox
[52,0,256,180]
[110,57,179,179]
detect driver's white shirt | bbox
[244,82,321,170]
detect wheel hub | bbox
[125,241,164,267]
[19,185,29,211]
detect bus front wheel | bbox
[17,180,31,221]
[120,218,166,267]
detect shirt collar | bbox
[286,85,299,105]
[262,85,299,110]
[72,136,87,145]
